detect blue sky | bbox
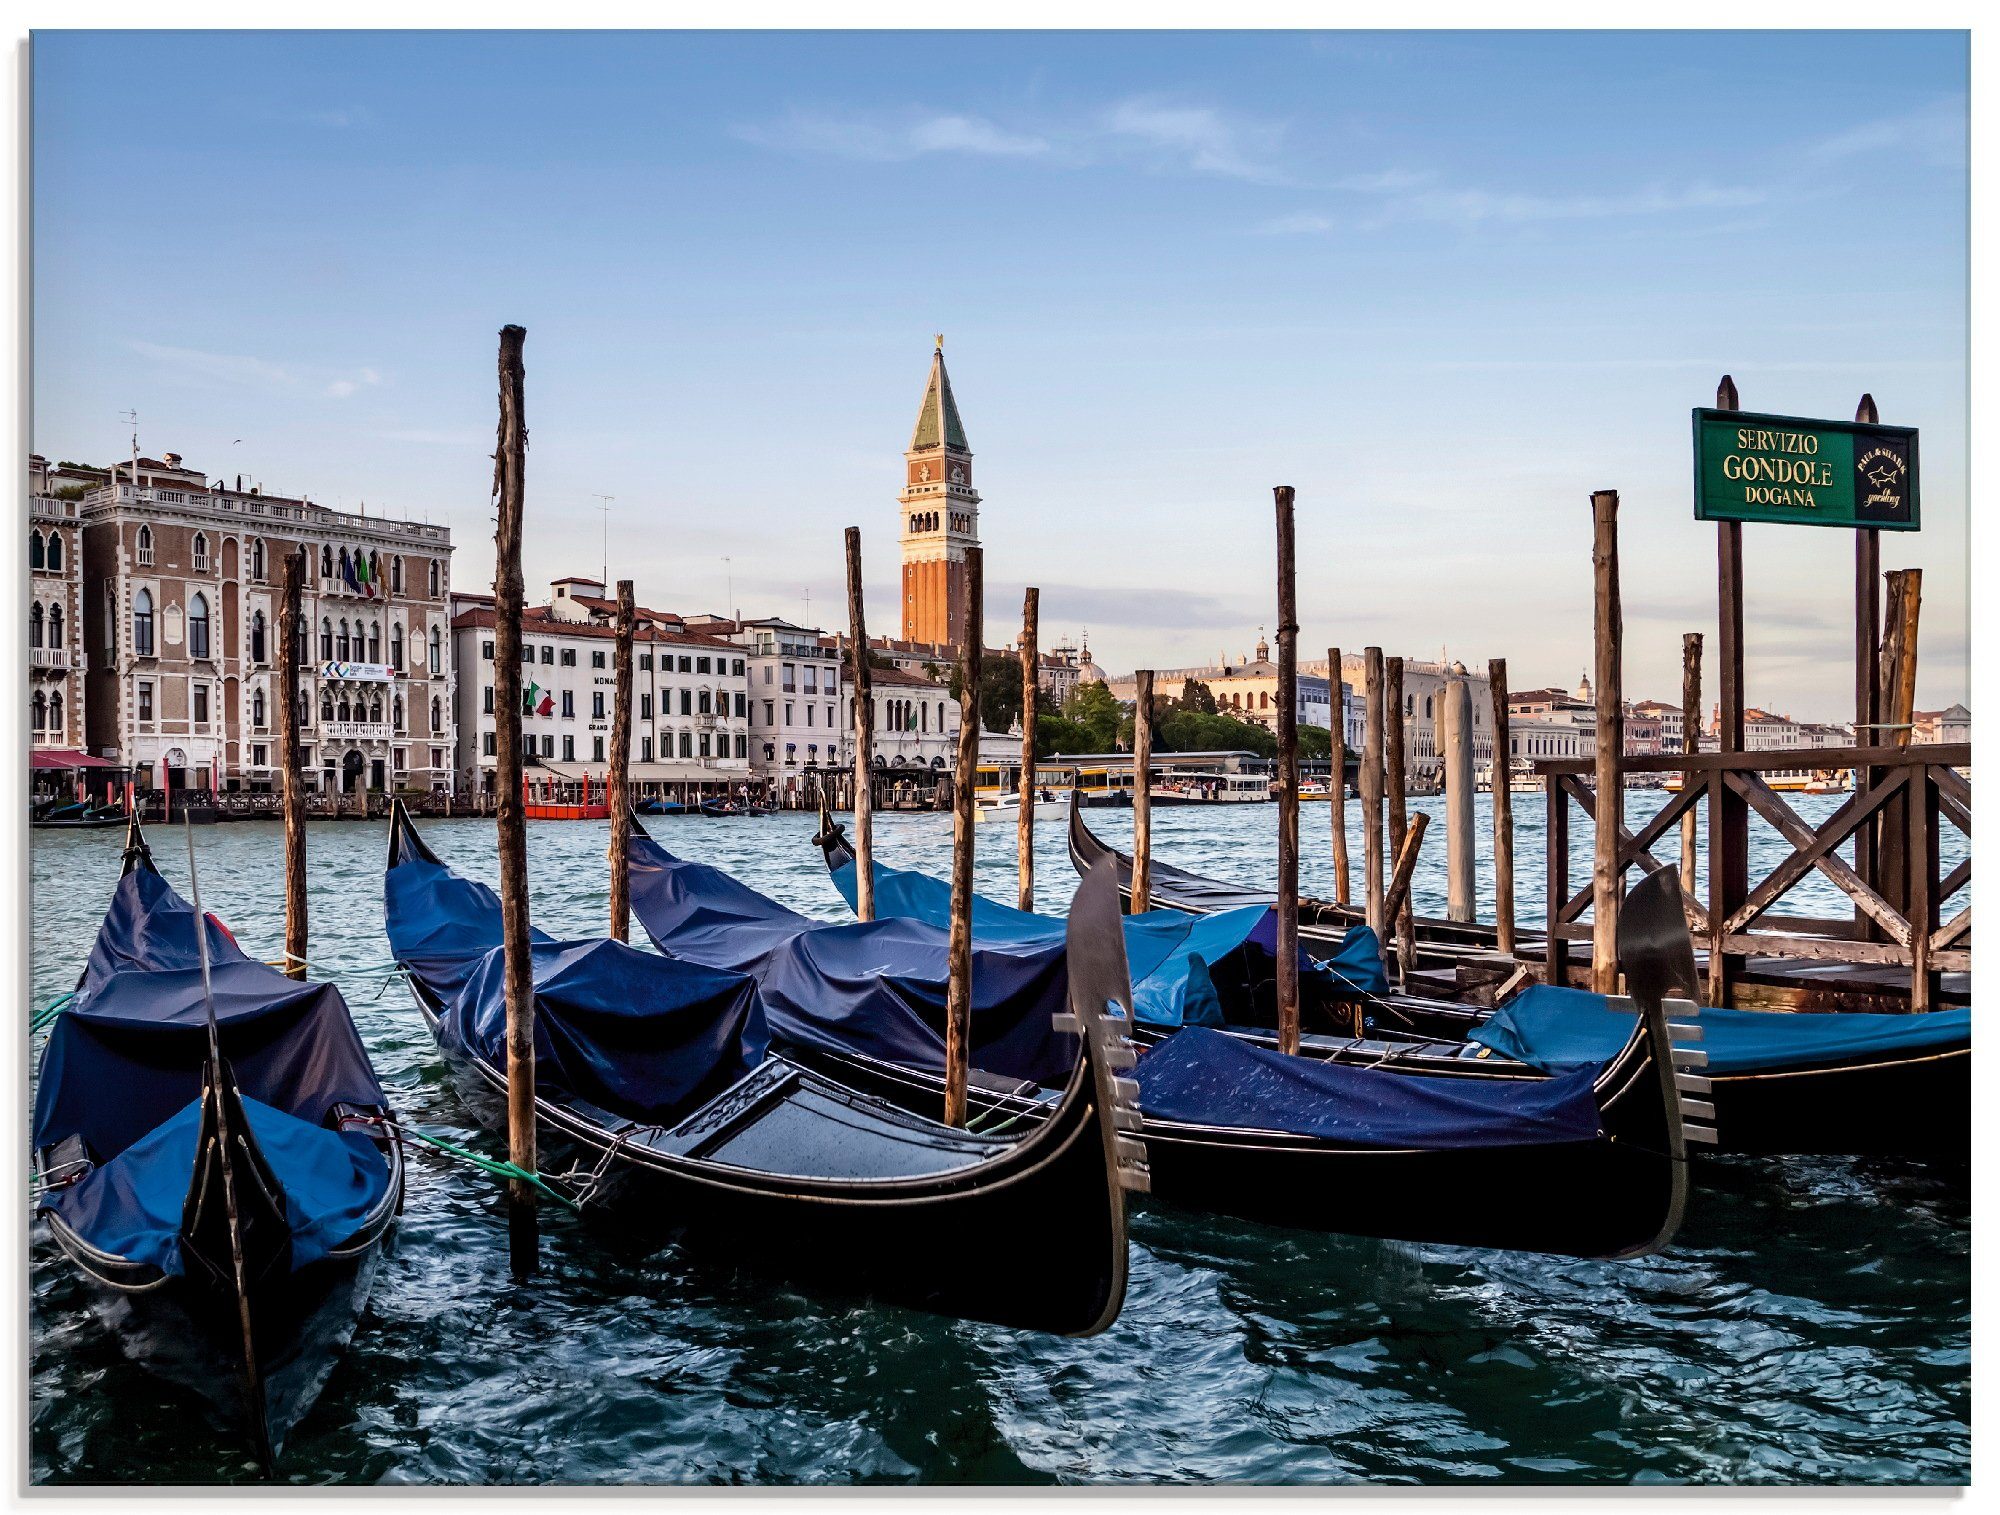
[34,29,1968,719]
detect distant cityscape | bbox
[29,341,1969,806]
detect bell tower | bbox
[898,336,980,648]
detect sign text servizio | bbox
[1692,408,1919,531]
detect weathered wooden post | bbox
[1327,646,1350,905]
[1679,633,1702,899]
[843,528,875,922]
[1441,665,1475,923]
[608,580,635,941]
[1853,393,1883,895]
[1384,656,1414,982]
[1708,377,1748,1006]
[943,546,984,1127]
[1486,656,1515,956]
[1875,567,1923,928]
[1589,489,1625,995]
[1382,811,1432,932]
[1018,588,1040,913]
[491,324,538,1275]
[1362,647,1386,936]
[1131,670,1154,914]
[277,547,307,980]
[1273,487,1301,1056]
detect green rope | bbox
[387,1123,581,1211]
[30,992,74,1031]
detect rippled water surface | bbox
[28,797,1968,1485]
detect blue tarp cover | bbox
[41,1095,391,1275]
[1134,1026,1607,1148]
[1472,983,1972,1076]
[32,862,390,1274]
[828,855,1390,1023]
[627,832,1077,1085]
[387,839,769,1122]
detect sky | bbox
[32,29,1969,720]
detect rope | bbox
[30,991,75,1031]
[358,1117,582,1212]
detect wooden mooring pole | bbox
[1327,647,1350,906]
[1486,657,1515,956]
[1018,588,1040,912]
[844,528,874,922]
[1362,647,1386,936]
[608,580,635,941]
[1273,487,1301,1056]
[1131,670,1154,914]
[1384,656,1413,984]
[1853,393,1883,901]
[1382,811,1432,933]
[490,324,538,1276]
[1875,567,1923,932]
[277,548,307,980]
[1441,666,1475,923]
[1589,488,1624,995]
[1709,374,1748,1007]
[943,546,983,1127]
[1679,633,1702,900]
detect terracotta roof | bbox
[870,664,948,690]
[450,605,742,650]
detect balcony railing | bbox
[30,648,70,670]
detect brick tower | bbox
[898,337,980,648]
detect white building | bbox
[450,579,750,798]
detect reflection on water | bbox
[28,805,1967,1484]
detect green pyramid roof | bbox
[910,346,969,453]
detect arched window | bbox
[338,547,350,583]
[429,625,443,675]
[393,696,405,732]
[28,531,44,571]
[30,691,45,732]
[391,555,404,594]
[322,693,335,724]
[369,695,384,724]
[48,692,62,733]
[428,560,440,597]
[367,620,381,662]
[389,624,404,670]
[47,533,62,572]
[337,696,352,723]
[188,593,210,659]
[369,551,381,588]
[251,538,266,580]
[321,545,333,579]
[192,533,210,572]
[135,525,155,566]
[337,619,351,660]
[252,688,266,728]
[133,588,155,656]
[29,602,43,648]
[48,604,63,648]
[320,617,334,660]
[1424,696,1433,719]
[299,690,313,728]
[250,610,267,664]
[431,696,442,734]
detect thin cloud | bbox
[1806,97,1965,167]
[1097,97,1290,184]
[734,110,1052,163]
[1375,181,1768,228]
[129,341,381,400]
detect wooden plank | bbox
[1718,932,1912,967]
[943,546,984,1127]
[1556,779,1711,933]
[1730,770,1911,946]
[1724,768,1910,934]
[1938,858,1969,902]
[1535,743,1968,777]
[1273,486,1301,1055]
[1487,656,1515,954]
[1934,905,1971,951]
[490,323,538,1275]
[1932,763,1971,815]
[608,580,635,940]
[844,528,875,922]
[1909,755,1937,1012]
[1017,587,1039,912]
[1329,646,1351,907]
[1381,811,1431,934]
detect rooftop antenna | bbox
[118,409,139,488]
[592,495,615,587]
[722,556,733,617]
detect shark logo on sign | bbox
[1853,441,1913,526]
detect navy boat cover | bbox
[828,852,1389,1021]
[1134,1026,1606,1148]
[627,830,1077,1086]
[33,862,390,1272]
[386,836,768,1122]
[1472,983,1972,1077]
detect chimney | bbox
[163,452,182,469]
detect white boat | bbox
[974,791,1067,823]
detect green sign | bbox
[1693,408,1919,530]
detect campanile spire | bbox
[898,337,981,648]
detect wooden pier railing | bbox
[1538,743,1969,1010]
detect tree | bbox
[1298,724,1334,760]
[1035,713,1093,758]
[1061,682,1123,751]
[1178,678,1218,715]
[948,651,1029,733]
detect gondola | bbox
[698,799,770,817]
[636,798,688,816]
[32,817,404,1470]
[630,817,1701,1259]
[384,801,1145,1336]
[32,799,130,829]
[1068,794,1971,1158]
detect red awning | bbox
[30,749,120,770]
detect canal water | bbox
[28,796,1968,1485]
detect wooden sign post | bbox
[1272,487,1301,1056]
[1589,489,1624,995]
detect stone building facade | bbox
[898,340,980,649]
[74,449,455,795]
[28,457,88,754]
